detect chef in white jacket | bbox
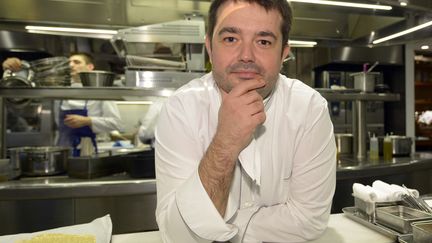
[155,0,336,243]
[3,53,123,156]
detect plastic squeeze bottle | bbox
[369,133,379,160]
[383,133,393,161]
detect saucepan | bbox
[8,146,69,176]
[335,133,353,156]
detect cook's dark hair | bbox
[207,0,293,47]
[69,52,94,65]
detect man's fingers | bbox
[229,79,265,97]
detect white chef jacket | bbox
[137,97,166,145]
[155,73,336,243]
[54,83,124,142]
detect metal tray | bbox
[376,206,432,234]
[342,207,404,240]
[412,220,432,243]
[398,234,413,243]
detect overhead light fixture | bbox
[25,25,118,39]
[421,45,429,50]
[289,40,317,47]
[399,0,408,7]
[288,0,392,10]
[372,20,432,44]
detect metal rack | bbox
[319,90,400,159]
[0,87,178,158]
[0,88,400,159]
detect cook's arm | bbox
[90,101,124,133]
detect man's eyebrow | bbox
[257,31,277,40]
[218,27,240,36]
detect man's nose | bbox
[238,42,255,63]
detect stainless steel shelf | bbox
[319,91,400,101]
[0,87,175,100]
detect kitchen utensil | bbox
[79,71,115,87]
[376,205,432,234]
[0,75,34,108]
[377,135,412,156]
[401,185,432,214]
[31,57,71,87]
[367,61,379,73]
[412,220,432,243]
[123,149,155,178]
[335,133,353,156]
[350,72,379,93]
[0,158,20,181]
[8,146,69,176]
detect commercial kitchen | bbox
[1,0,432,242]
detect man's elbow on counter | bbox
[301,210,331,241]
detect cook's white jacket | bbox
[155,73,336,243]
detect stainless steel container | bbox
[335,133,353,156]
[8,146,69,176]
[350,72,379,92]
[412,220,432,243]
[378,136,412,156]
[376,205,432,234]
[79,71,115,87]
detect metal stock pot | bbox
[335,133,353,156]
[8,146,69,176]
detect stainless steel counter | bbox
[0,153,432,201]
[1,153,432,235]
[337,152,432,179]
[0,173,156,200]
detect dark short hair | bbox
[207,0,293,47]
[69,52,94,65]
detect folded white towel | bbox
[353,183,377,202]
[372,180,420,201]
[390,184,420,198]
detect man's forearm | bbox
[198,134,238,217]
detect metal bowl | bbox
[79,71,115,87]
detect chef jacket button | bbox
[243,202,253,208]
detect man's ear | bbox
[281,44,290,62]
[205,35,212,64]
[88,63,95,71]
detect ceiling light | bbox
[25,25,118,39]
[421,45,429,50]
[399,0,408,7]
[372,20,432,44]
[288,0,392,10]
[289,40,317,47]
[25,26,118,35]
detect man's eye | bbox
[223,37,237,43]
[258,40,272,46]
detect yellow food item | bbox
[15,233,96,243]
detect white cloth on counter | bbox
[352,180,420,202]
[352,183,388,202]
[372,180,419,200]
[0,214,112,243]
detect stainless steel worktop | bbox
[0,173,156,200]
[336,152,432,179]
[1,153,432,201]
